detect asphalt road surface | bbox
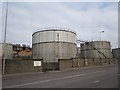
[2,64,118,88]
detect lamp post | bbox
[99,31,104,41]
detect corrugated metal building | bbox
[112,48,120,59]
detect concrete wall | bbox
[58,59,73,70]
[58,58,118,70]
[4,59,42,74]
[3,58,118,74]
[58,58,86,70]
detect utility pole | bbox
[3,1,8,75]
[4,1,8,43]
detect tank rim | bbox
[80,41,111,44]
[32,27,76,36]
[32,41,77,45]
[90,41,110,43]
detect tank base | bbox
[42,62,59,71]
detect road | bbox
[2,64,118,88]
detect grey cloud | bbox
[2,2,118,48]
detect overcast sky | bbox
[1,1,118,48]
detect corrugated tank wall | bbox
[80,41,112,59]
[32,28,77,63]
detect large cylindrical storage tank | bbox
[32,28,77,69]
[80,41,112,59]
[0,43,13,59]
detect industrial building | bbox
[13,44,32,59]
[0,43,13,59]
[112,48,120,59]
[80,41,113,59]
[32,28,77,70]
[0,43,32,60]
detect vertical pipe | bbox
[53,40,55,70]
[57,33,59,60]
[77,43,80,67]
[53,31,55,70]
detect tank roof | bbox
[32,27,76,36]
[90,41,110,42]
[80,41,111,44]
[112,48,120,50]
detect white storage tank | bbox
[80,41,112,59]
[32,28,77,69]
[0,43,13,59]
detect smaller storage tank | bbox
[112,48,120,59]
[0,43,13,59]
[80,41,112,59]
